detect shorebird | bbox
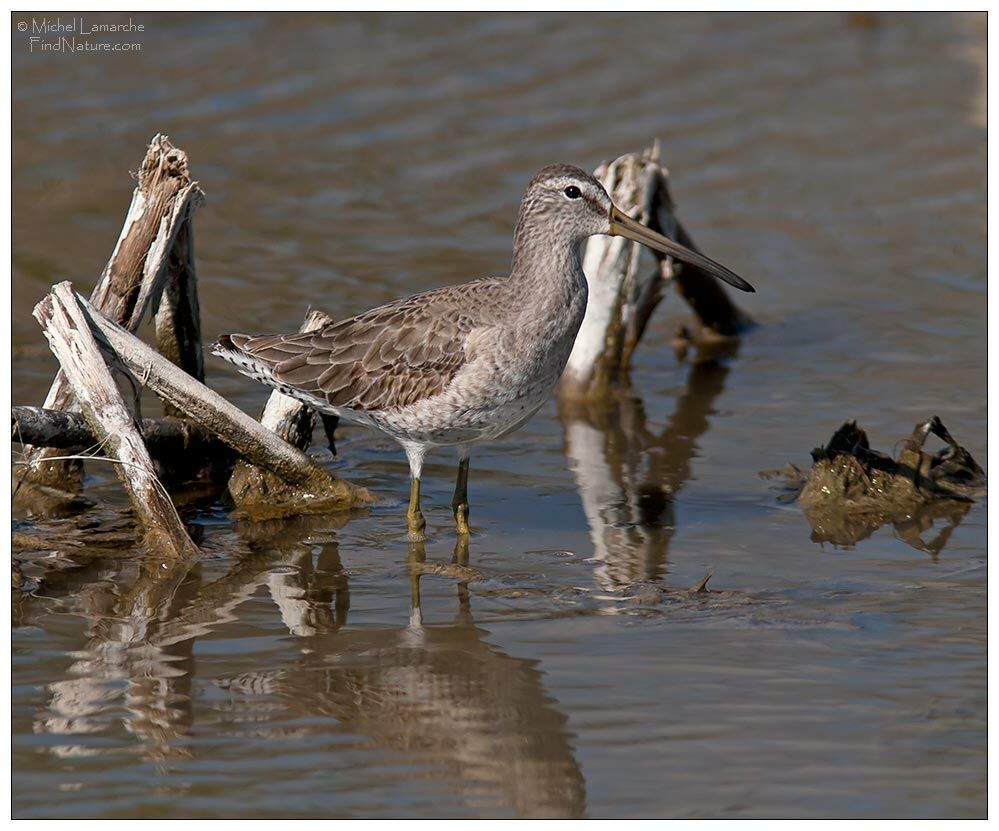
[213,164,753,540]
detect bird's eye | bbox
[563,185,582,199]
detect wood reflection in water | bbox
[27,526,586,817]
[560,359,730,589]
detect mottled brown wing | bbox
[228,281,503,412]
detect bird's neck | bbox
[509,217,587,301]
[508,221,589,348]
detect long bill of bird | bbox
[608,204,755,293]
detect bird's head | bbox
[516,163,754,293]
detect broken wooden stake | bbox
[19,134,206,489]
[32,284,200,558]
[561,142,752,398]
[154,208,205,416]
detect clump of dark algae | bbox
[762,417,986,556]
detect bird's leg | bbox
[453,532,470,567]
[452,449,471,536]
[319,413,340,456]
[407,476,427,542]
[452,534,472,623]
[404,444,428,542]
[407,539,426,628]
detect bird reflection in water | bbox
[222,534,587,818]
[25,518,585,818]
[559,355,731,590]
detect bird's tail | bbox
[212,334,282,388]
[212,332,334,414]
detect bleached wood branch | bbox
[62,286,370,510]
[32,284,199,558]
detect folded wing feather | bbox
[225,280,506,412]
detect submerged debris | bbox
[620,572,726,608]
[762,417,985,555]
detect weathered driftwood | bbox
[33,284,200,558]
[561,142,751,397]
[19,134,206,489]
[111,136,206,334]
[154,206,205,416]
[228,310,342,518]
[60,285,371,510]
[149,211,216,479]
[12,406,223,458]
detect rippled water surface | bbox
[12,12,986,818]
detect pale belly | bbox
[365,377,555,448]
[266,359,562,449]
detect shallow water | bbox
[12,12,986,819]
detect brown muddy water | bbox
[11,12,986,819]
